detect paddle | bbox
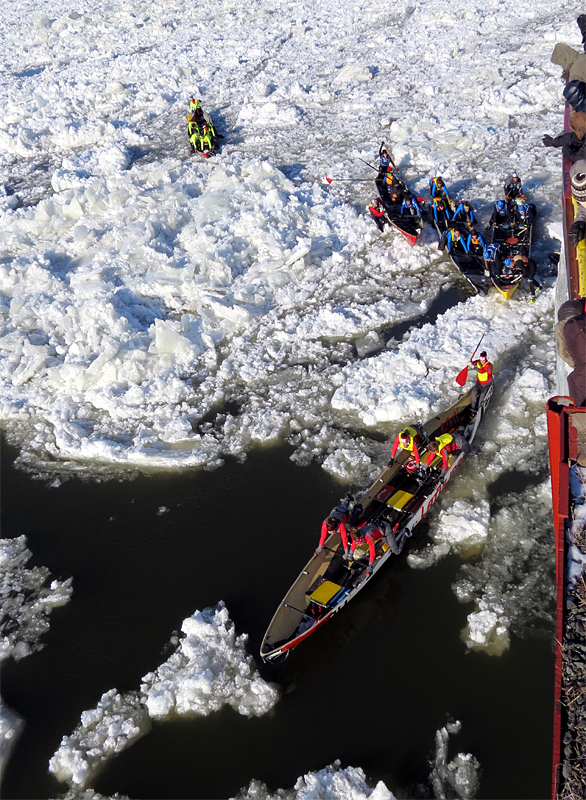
[455,333,485,387]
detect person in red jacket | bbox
[388,426,422,466]
[470,351,493,414]
[425,433,475,476]
[348,520,401,574]
[369,197,387,232]
[315,495,353,559]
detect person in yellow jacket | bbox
[470,350,493,414]
[187,98,216,154]
[425,433,476,476]
[388,426,422,466]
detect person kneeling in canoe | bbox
[388,426,422,467]
[349,521,401,575]
[314,495,353,559]
[425,433,478,477]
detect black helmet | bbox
[564,80,586,113]
[326,516,338,530]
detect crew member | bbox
[389,426,422,465]
[348,520,400,575]
[504,256,541,299]
[466,230,485,255]
[315,496,353,558]
[369,197,387,232]
[425,433,475,475]
[470,350,493,414]
[429,176,450,202]
[488,199,510,229]
[504,172,523,200]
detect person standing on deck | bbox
[470,351,493,415]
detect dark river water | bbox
[1,438,553,799]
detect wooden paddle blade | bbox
[455,365,468,386]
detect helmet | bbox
[326,516,338,530]
[436,177,444,186]
[496,200,506,213]
[479,350,487,358]
[400,429,410,442]
[471,231,479,239]
[463,201,471,209]
[511,172,518,178]
[518,204,529,216]
[564,79,586,113]
[483,248,492,260]
[504,258,513,267]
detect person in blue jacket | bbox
[452,200,475,227]
[429,176,451,202]
[431,197,450,225]
[378,142,393,176]
[466,230,485,255]
[488,199,511,229]
[439,227,468,253]
[401,196,422,217]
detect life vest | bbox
[474,360,492,383]
[399,426,419,452]
[434,433,454,453]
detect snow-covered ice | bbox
[0,534,73,663]
[235,721,479,800]
[0,698,24,782]
[49,602,278,788]
[0,0,578,793]
[234,762,395,800]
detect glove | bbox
[343,548,351,561]
[542,135,554,147]
[569,219,586,246]
[366,564,374,575]
[386,457,395,467]
[314,545,323,556]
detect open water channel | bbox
[1,437,553,799]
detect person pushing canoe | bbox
[388,426,423,466]
[314,494,353,559]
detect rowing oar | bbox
[322,175,374,184]
[359,157,379,172]
[455,333,485,387]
